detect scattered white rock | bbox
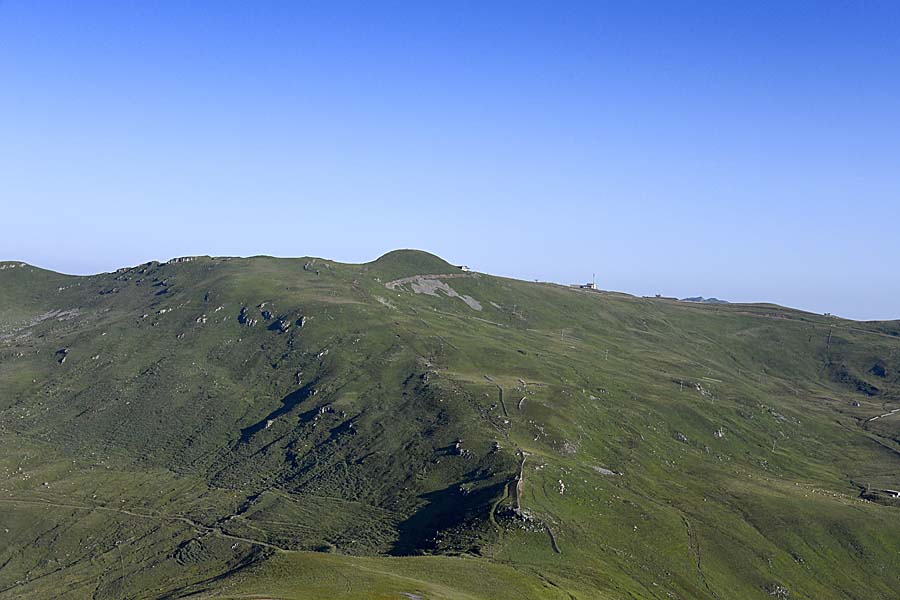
[592,466,619,476]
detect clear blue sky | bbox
[1,1,898,320]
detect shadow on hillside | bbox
[239,381,318,442]
[390,480,504,556]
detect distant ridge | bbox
[681,296,729,304]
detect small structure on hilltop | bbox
[571,273,597,290]
[456,265,470,272]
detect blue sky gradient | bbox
[1,1,898,319]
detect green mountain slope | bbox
[0,252,898,599]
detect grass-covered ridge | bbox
[0,251,898,599]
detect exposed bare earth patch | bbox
[374,296,397,310]
[385,274,482,311]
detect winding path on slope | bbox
[867,407,900,422]
[0,497,289,552]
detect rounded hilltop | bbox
[367,249,463,280]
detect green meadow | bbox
[0,250,897,599]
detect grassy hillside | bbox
[0,251,898,599]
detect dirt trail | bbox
[497,385,508,417]
[483,375,509,417]
[489,482,510,533]
[545,524,562,554]
[0,497,290,553]
[514,450,528,513]
[681,515,720,600]
[509,451,562,554]
[867,407,900,422]
[725,309,900,342]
